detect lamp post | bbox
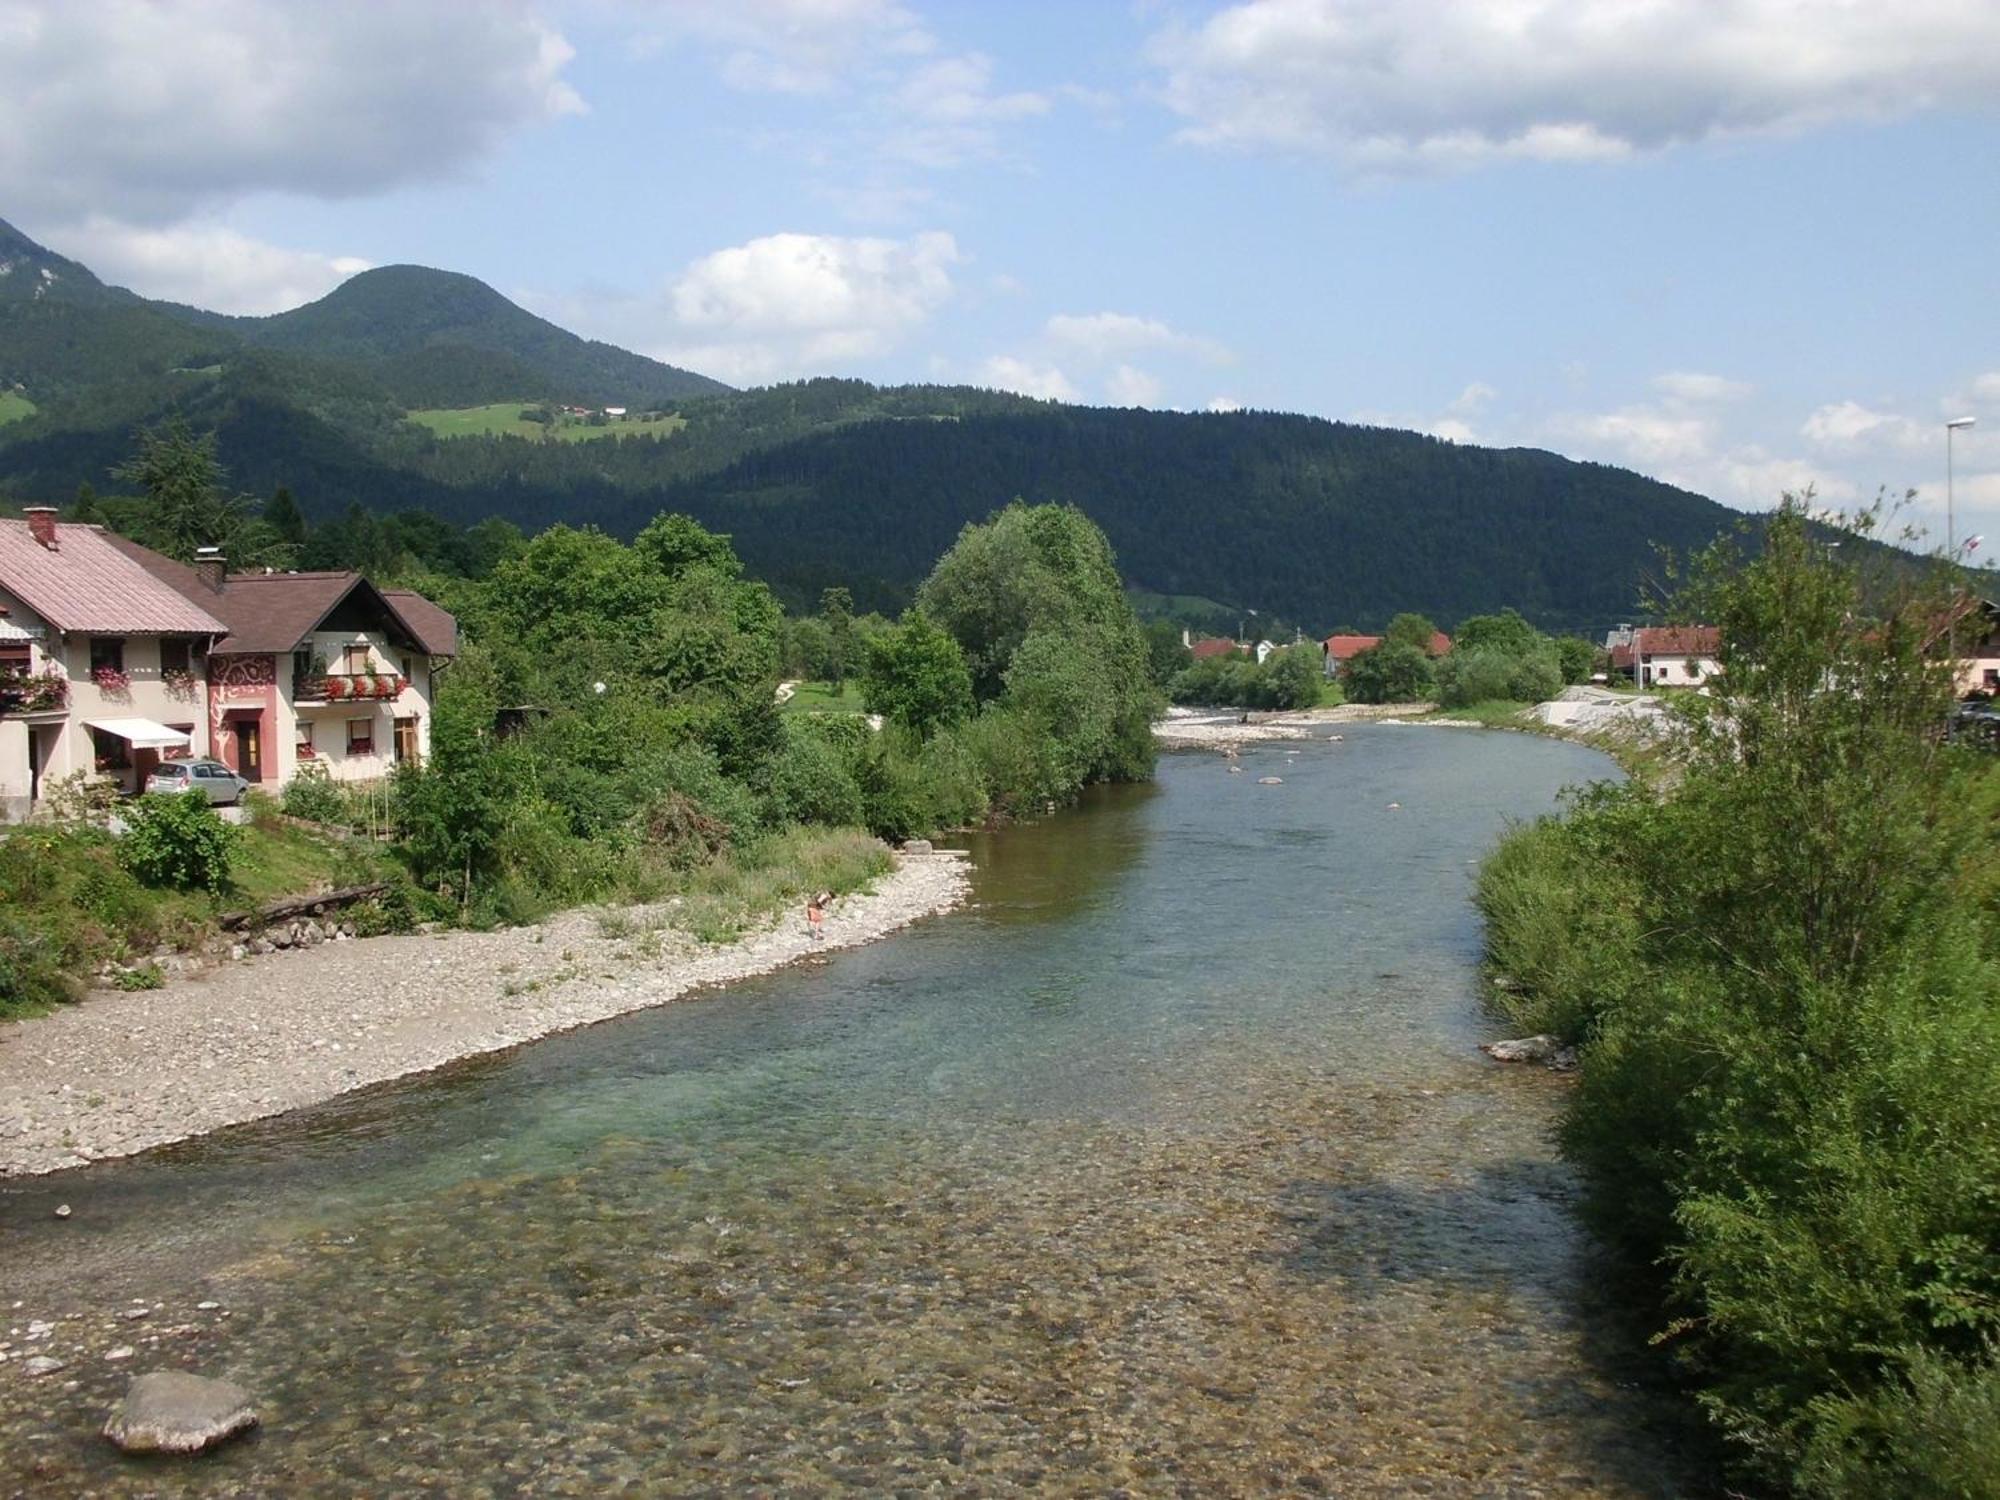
[1948,417,1977,555]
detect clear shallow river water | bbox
[1,727,1716,1496]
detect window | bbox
[297,720,316,759]
[400,655,414,681]
[394,716,419,765]
[90,726,130,770]
[0,643,27,674]
[347,718,374,755]
[160,638,191,675]
[90,637,125,674]
[342,644,371,676]
[166,725,194,759]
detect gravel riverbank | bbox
[1152,703,1434,750]
[0,849,970,1178]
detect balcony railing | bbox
[294,672,409,704]
[0,667,68,716]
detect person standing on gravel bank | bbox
[806,891,830,943]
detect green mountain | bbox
[161,264,730,408]
[0,216,1754,633]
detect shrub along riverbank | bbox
[1475,499,2000,1496]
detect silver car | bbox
[143,758,251,805]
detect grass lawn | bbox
[407,402,687,443]
[781,681,869,714]
[0,391,36,426]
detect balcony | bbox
[294,672,409,705]
[0,667,68,717]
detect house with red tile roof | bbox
[1,508,457,819]
[1188,636,1246,662]
[1319,630,1453,680]
[1625,625,1721,688]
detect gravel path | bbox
[0,850,971,1178]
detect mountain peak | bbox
[0,217,122,307]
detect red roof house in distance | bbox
[1320,630,1452,679]
[1188,636,1246,661]
[1629,625,1720,688]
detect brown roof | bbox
[382,589,458,657]
[0,522,229,635]
[101,536,457,658]
[1635,625,1720,657]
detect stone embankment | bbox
[0,849,971,1177]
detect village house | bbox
[0,510,230,818]
[1320,630,1453,680]
[0,508,457,821]
[1614,625,1721,689]
[1954,598,2000,698]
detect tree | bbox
[1144,619,1192,686]
[1553,635,1595,683]
[68,481,102,524]
[1345,642,1436,703]
[111,416,262,564]
[821,586,854,692]
[264,486,308,546]
[862,612,974,740]
[1454,607,1540,655]
[1262,642,1325,709]
[394,650,512,903]
[1384,612,1440,653]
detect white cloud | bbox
[978,356,1078,402]
[52,218,369,315]
[1653,371,1754,404]
[672,229,957,337]
[529,229,962,385]
[0,1,580,226]
[1045,311,1232,363]
[1556,406,1715,468]
[1148,0,2000,172]
[1106,365,1164,407]
[1206,396,1244,413]
[1449,381,1497,413]
[1966,373,2000,405]
[883,52,1050,168]
[1427,418,1477,444]
[1801,400,1929,451]
[630,0,933,96]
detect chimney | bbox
[194,546,226,593]
[23,506,58,551]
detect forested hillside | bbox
[0,215,1753,633]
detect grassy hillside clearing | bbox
[0,391,35,425]
[407,402,688,442]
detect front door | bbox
[234,718,263,782]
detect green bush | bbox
[282,767,349,825]
[1477,498,2000,1494]
[766,723,865,827]
[1344,641,1436,704]
[118,793,237,893]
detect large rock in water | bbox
[103,1372,258,1455]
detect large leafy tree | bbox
[862,612,974,741]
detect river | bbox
[0,726,1714,1495]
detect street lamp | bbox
[1948,416,1977,555]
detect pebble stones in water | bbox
[1257,776,1284,785]
[104,1372,259,1456]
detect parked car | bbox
[143,758,251,805]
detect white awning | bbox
[86,717,193,750]
[0,618,43,642]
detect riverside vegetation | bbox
[0,426,1158,1018]
[1475,497,2000,1496]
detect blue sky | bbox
[5,1,1998,546]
